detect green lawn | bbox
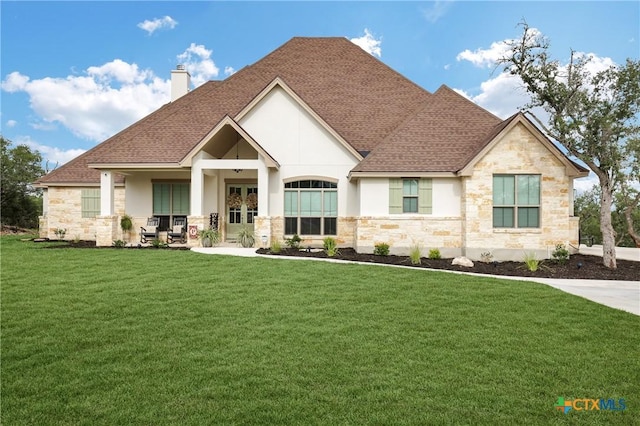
[1,236,638,425]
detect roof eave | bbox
[348,171,458,181]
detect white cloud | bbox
[456,72,530,119]
[574,173,598,193]
[422,0,454,23]
[2,61,170,142]
[177,43,220,87]
[1,71,29,91]
[14,136,86,166]
[350,29,382,58]
[1,42,222,143]
[224,66,236,77]
[6,119,17,128]
[456,39,513,69]
[137,16,177,35]
[87,59,153,84]
[455,31,618,121]
[443,64,451,70]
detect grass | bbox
[2,235,639,424]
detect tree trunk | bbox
[599,182,617,269]
[624,205,640,248]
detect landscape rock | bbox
[452,256,474,267]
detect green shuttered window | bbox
[493,174,540,228]
[389,178,432,214]
[81,188,101,218]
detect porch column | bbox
[257,155,269,216]
[190,159,204,216]
[97,170,117,246]
[100,171,114,215]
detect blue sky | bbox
[1,1,638,189]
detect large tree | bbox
[1,136,45,229]
[500,23,640,269]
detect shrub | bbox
[151,238,166,248]
[552,244,570,264]
[199,228,221,247]
[120,214,133,232]
[323,237,340,257]
[112,239,126,248]
[523,252,540,272]
[286,234,302,249]
[373,242,390,256]
[237,226,255,248]
[428,248,441,260]
[480,251,493,263]
[409,244,422,265]
[270,239,282,254]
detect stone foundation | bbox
[355,216,462,257]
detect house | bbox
[36,37,589,260]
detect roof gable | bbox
[459,112,590,177]
[180,115,279,168]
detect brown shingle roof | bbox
[351,85,502,173]
[38,37,431,184]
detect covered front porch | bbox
[93,119,279,247]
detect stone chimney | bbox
[170,65,191,101]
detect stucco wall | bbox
[463,122,578,260]
[240,86,360,219]
[359,178,461,217]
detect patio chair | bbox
[140,217,159,243]
[167,218,187,244]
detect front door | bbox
[226,184,258,240]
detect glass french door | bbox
[226,184,258,240]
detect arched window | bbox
[284,179,337,236]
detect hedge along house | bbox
[35,37,588,260]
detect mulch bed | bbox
[256,248,639,281]
[33,238,638,280]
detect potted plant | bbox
[120,214,133,242]
[198,228,220,247]
[237,226,255,248]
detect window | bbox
[153,182,190,229]
[284,179,337,235]
[389,178,432,214]
[493,175,540,228]
[81,188,100,218]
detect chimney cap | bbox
[176,64,185,71]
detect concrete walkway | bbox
[191,246,639,316]
[579,244,639,261]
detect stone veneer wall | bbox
[39,186,125,241]
[463,122,579,261]
[355,216,462,257]
[258,216,356,248]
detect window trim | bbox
[492,174,541,229]
[283,179,338,236]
